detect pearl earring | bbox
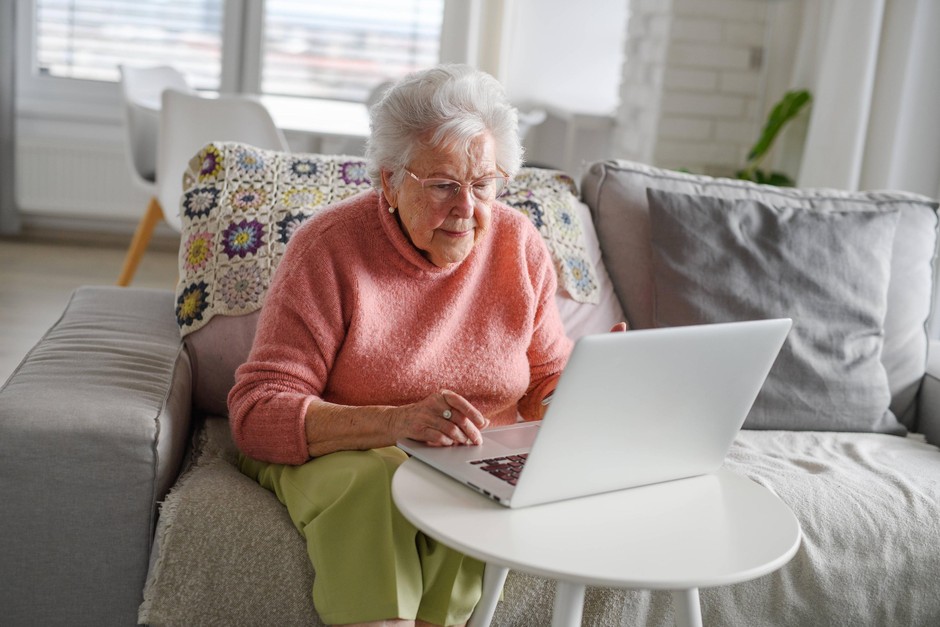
[389,206,396,213]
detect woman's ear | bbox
[380,169,399,209]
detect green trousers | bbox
[238,446,484,625]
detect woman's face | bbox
[381,133,499,268]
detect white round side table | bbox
[392,459,801,627]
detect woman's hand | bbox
[610,322,627,333]
[389,389,490,447]
[304,390,490,457]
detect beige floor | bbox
[0,237,179,384]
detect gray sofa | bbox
[3,150,940,627]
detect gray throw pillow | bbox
[647,188,904,433]
[581,160,939,430]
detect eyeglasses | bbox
[404,168,509,204]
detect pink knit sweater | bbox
[228,190,573,464]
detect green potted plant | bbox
[736,89,812,187]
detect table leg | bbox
[467,564,509,627]
[551,581,586,627]
[671,588,703,627]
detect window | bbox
[262,0,444,101]
[29,0,445,103]
[34,0,224,90]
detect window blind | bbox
[262,0,444,102]
[33,0,444,102]
[35,0,223,89]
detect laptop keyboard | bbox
[470,454,528,486]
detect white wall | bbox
[503,0,627,116]
[497,0,628,176]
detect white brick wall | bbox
[615,0,769,176]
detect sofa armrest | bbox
[917,340,940,446]
[0,286,191,626]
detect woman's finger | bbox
[400,391,487,446]
[440,389,488,428]
[442,411,484,445]
[434,407,476,445]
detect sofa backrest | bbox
[178,142,624,418]
[581,159,940,431]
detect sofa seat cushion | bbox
[140,442,319,625]
[141,419,940,627]
[716,430,940,626]
[580,160,939,430]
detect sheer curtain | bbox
[784,0,940,196]
[0,0,18,234]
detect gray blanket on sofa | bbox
[141,420,940,627]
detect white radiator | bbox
[15,137,147,221]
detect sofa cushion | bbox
[647,189,901,432]
[581,160,939,430]
[139,426,320,626]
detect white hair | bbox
[365,64,523,191]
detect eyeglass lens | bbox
[423,177,507,202]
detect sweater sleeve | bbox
[227,220,347,465]
[517,227,574,421]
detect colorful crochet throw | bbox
[175,142,599,335]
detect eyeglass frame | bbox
[403,168,510,203]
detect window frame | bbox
[14,0,478,123]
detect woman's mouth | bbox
[439,225,474,238]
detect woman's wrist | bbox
[304,399,399,457]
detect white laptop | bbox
[397,318,791,508]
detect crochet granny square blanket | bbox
[175,142,599,335]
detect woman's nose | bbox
[451,186,475,217]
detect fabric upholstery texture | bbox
[186,311,259,417]
[0,286,190,627]
[581,159,939,430]
[140,450,320,625]
[647,189,902,433]
[174,142,600,337]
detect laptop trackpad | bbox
[486,425,538,450]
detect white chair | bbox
[116,65,192,286]
[117,87,289,285]
[155,89,289,232]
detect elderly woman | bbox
[229,64,573,627]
